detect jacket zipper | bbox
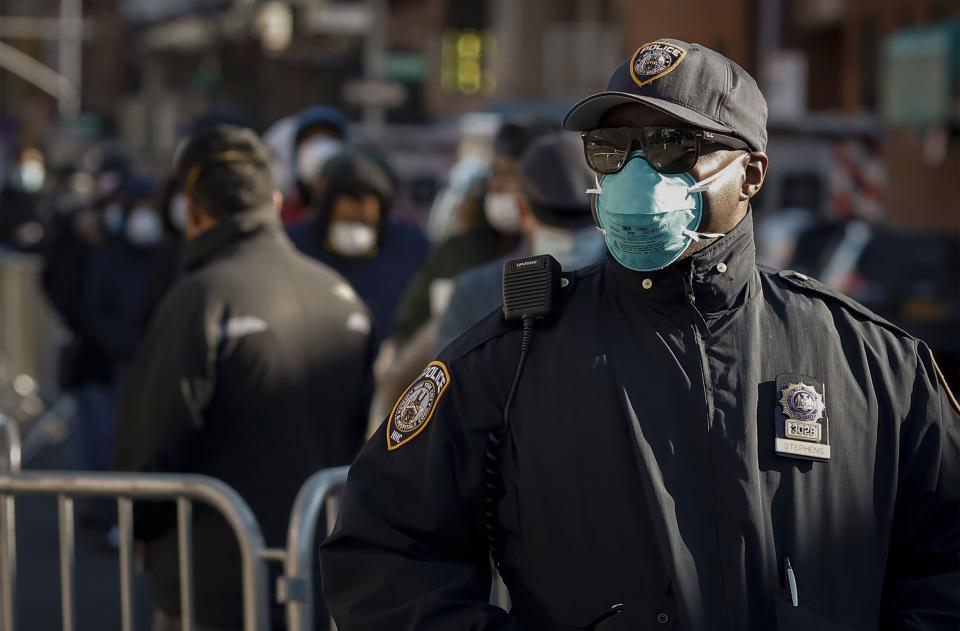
[683,266,733,629]
[684,266,711,334]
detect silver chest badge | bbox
[775,375,830,461]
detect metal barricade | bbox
[280,466,349,631]
[0,472,270,631]
[0,415,21,475]
[0,415,21,631]
[0,460,349,631]
[0,458,507,630]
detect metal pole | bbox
[0,415,21,474]
[758,0,782,58]
[0,40,74,101]
[58,495,76,631]
[0,415,19,631]
[283,466,349,631]
[58,0,82,115]
[0,494,15,631]
[117,498,135,631]
[362,0,388,128]
[177,498,194,631]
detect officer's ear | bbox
[740,151,768,201]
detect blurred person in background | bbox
[436,131,605,351]
[263,114,299,212]
[288,149,428,346]
[0,146,48,252]
[40,145,138,540]
[113,125,374,631]
[422,113,500,242]
[80,177,169,540]
[389,118,554,347]
[82,175,166,373]
[283,105,348,224]
[136,175,190,332]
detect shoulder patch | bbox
[387,361,451,451]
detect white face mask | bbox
[328,221,377,257]
[126,205,163,246]
[530,224,606,271]
[16,160,45,193]
[297,137,342,186]
[484,192,522,234]
[169,194,188,231]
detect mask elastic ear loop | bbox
[681,228,725,242]
[587,176,608,236]
[687,154,746,194]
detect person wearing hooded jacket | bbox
[319,39,959,630]
[287,149,429,346]
[282,105,349,225]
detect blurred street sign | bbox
[343,79,406,108]
[121,0,228,23]
[143,17,215,51]
[882,22,958,127]
[304,4,375,35]
[762,50,808,121]
[384,52,428,81]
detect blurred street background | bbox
[0,0,958,629]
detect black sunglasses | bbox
[581,126,749,175]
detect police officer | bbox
[319,39,960,630]
[114,126,374,630]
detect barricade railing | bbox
[0,415,20,475]
[0,414,21,631]
[0,472,271,631]
[0,456,511,630]
[0,460,350,631]
[282,466,349,631]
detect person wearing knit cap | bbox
[288,149,428,345]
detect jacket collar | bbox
[604,211,758,317]
[183,208,281,271]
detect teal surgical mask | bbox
[589,151,741,271]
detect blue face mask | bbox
[589,151,738,271]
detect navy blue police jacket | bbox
[319,214,960,630]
